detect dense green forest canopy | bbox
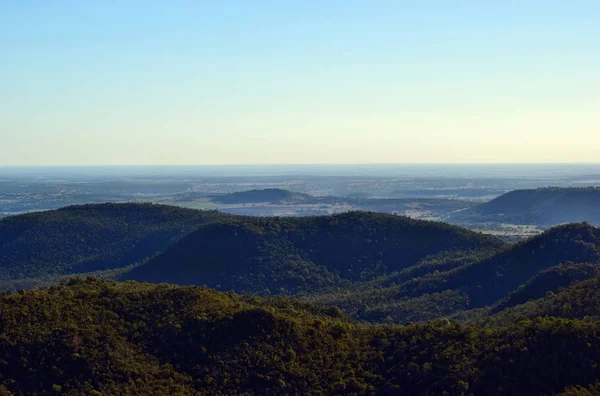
[2,278,600,395]
[123,211,503,294]
[492,262,600,313]
[0,204,501,293]
[0,203,227,284]
[483,276,600,326]
[3,203,600,326]
[453,187,600,225]
[4,203,600,393]
[116,209,599,325]
[402,223,600,306]
[307,223,600,323]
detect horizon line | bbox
[2,162,600,168]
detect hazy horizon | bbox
[2,1,599,165]
[3,163,600,179]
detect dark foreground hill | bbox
[123,212,503,294]
[453,187,600,225]
[0,204,226,289]
[2,278,600,395]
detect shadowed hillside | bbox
[453,187,600,225]
[492,262,600,312]
[484,276,600,326]
[6,203,600,327]
[123,212,504,294]
[309,223,600,323]
[0,203,226,285]
[396,223,600,307]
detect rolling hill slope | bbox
[123,212,504,294]
[2,278,600,395]
[0,203,226,285]
[397,223,600,306]
[453,187,600,225]
[485,276,600,325]
[491,262,600,312]
[309,223,600,323]
[5,202,600,327]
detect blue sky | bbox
[1,1,599,165]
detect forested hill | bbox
[392,223,600,307]
[5,203,600,328]
[0,204,503,294]
[123,211,504,294]
[0,203,227,284]
[212,188,313,204]
[453,187,600,225]
[491,262,600,313]
[308,222,600,324]
[484,276,600,326]
[446,223,600,305]
[3,278,600,395]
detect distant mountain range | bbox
[209,188,472,219]
[453,187,600,225]
[211,188,313,204]
[210,187,600,228]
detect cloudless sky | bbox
[1,1,599,165]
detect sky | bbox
[1,1,599,165]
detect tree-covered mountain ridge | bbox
[308,222,600,323]
[481,275,600,326]
[3,203,600,326]
[0,203,228,283]
[0,204,503,292]
[2,277,600,395]
[123,211,504,294]
[453,187,600,225]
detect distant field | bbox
[2,169,600,240]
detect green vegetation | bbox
[308,224,600,323]
[123,211,503,294]
[492,262,600,312]
[387,223,600,305]
[483,276,600,326]
[454,187,600,225]
[0,203,227,290]
[4,203,600,393]
[3,278,600,395]
[4,203,600,325]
